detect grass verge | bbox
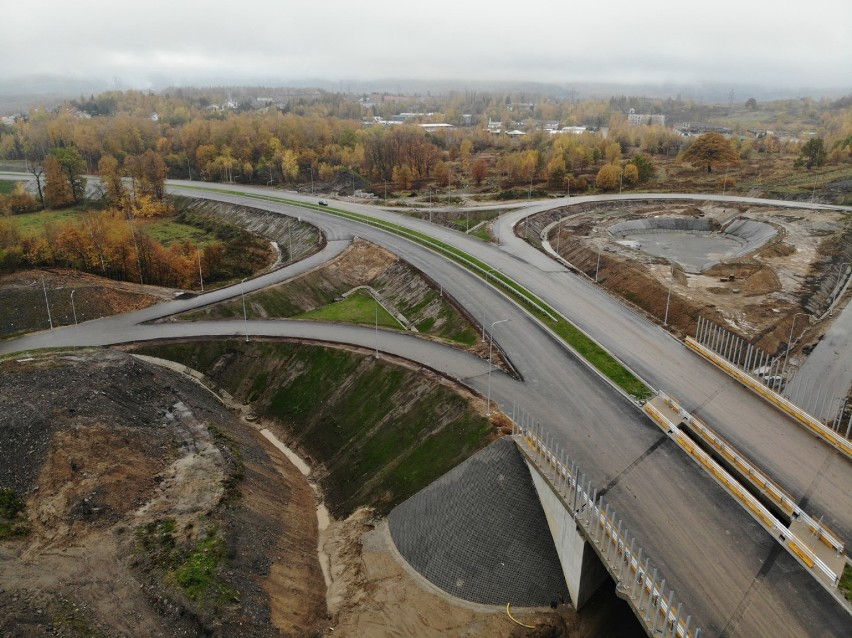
[841,563,852,603]
[294,290,404,328]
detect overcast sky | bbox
[2,0,850,93]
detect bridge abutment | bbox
[524,456,609,609]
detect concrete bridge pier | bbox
[524,457,610,609]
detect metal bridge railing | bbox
[512,415,702,638]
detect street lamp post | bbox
[241,278,249,343]
[197,248,204,292]
[595,249,602,283]
[374,294,379,358]
[663,265,674,326]
[70,289,77,326]
[482,268,501,338]
[487,319,511,416]
[42,277,53,329]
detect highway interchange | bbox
[2,180,851,636]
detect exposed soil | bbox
[542,200,852,355]
[0,269,174,339]
[0,349,326,637]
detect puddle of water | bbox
[260,428,332,588]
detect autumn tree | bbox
[546,155,567,189]
[682,133,739,173]
[50,147,87,202]
[433,161,450,187]
[471,158,488,187]
[126,149,167,200]
[0,183,39,215]
[595,164,621,191]
[98,154,127,207]
[44,155,74,208]
[622,163,639,186]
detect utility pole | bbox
[70,290,78,325]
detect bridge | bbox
[2,179,851,636]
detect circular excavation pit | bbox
[608,217,777,273]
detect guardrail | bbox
[643,396,842,589]
[686,336,852,460]
[656,391,845,556]
[512,414,702,638]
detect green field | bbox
[5,208,82,236]
[139,218,216,246]
[295,291,404,328]
[0,180,19,195]
[5,206,221,246]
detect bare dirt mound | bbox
[0,269,172,339]
[0,350,326,637]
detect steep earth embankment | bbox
[0,349,326,637]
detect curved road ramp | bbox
[388,437,569,607]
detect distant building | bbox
[676,122,733,136]
[627,108,665,127]
[549,126,587,135]
[391,112,428,122]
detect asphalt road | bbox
[785,292,852,422]
[3,181,851,636]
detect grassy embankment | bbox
[297,290,402,328]
[179,186,650,399]
[178,241,478,346]
[133,340,494,517]
[841,564,852,604]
